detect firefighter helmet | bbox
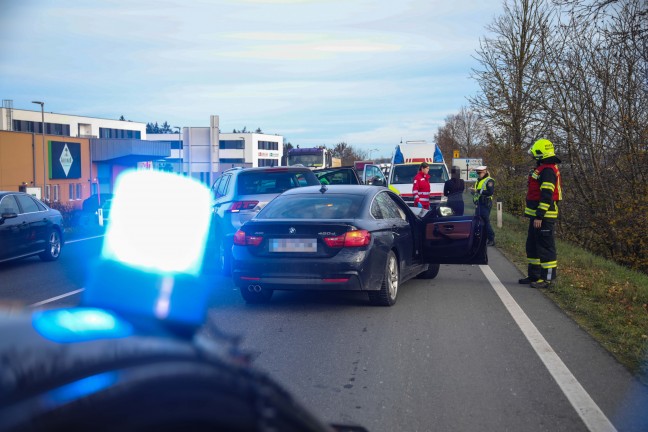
[529,139,555,160]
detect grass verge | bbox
[491,210,648,384]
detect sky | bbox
[0,0,504,159]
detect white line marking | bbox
[29,288,85,308]
[65,235,104,244]
[479,265,617,432]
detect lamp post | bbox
[174,126,182,175]
[31,101,46,199]
[368,148,379,161]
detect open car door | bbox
[420,212,488,265]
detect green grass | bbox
[489,209,648,384]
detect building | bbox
[0,101,169,207]
[146,115,284,185]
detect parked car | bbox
[231,185,487,305]
[0,191,65,263]
[97,199,112,227]
[208,166,321,275]
[313,164,387,186]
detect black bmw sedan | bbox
[232,185,487,306]
[0,191,64,263]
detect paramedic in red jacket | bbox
[412,162,431,209]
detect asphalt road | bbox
[0,234,647,432]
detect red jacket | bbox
[413,171,431,209]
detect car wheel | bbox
[39,229,62,261]
[239,285,273,304]
[416,263,440,279]
[368,250,399,306]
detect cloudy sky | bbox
[0,0,503,158]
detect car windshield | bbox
[258,194,364,219]
[391,164,448,184]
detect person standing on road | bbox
[519,139,563,289]
[471,166,495,246]
[412,162,431,209]
[444,166,465,215]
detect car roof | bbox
[280,184,387,196]
[225,166,313,174]
[0,191,29,198]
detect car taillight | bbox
[323,230,371,248]
[233,230,263,246]
[227,201,259,213]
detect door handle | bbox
[441,224,454,231]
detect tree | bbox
[435,107,488,162]
[470,0,553,213]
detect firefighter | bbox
[472,166,495,246]
[412,162,431,209]
[519,139,563,289]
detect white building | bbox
[147,115,284,185]
[1,100,147,139]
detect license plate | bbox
[269,238,317,253]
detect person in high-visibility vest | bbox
[519,139,563,289]
[471,166,495,246]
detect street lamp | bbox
[174,126,182,174]
[31,101,46,199]
[368,148,379,160]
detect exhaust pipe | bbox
[247,285,262,292]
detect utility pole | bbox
[31,101,46,199]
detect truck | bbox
[286,147,342,169]
[388,140,449,206]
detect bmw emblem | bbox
[289,227,296,234]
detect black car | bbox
[0,191,65,263]
[231,185,487,305]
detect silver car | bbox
[208,166,321,275]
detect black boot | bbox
[518,277,537,284]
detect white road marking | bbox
[480,265,617,432]
[65,234,104,244]
[29,288,85,307]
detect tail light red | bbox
[323,230,371,248]
[227,201,259,213]
[233,230,263,246]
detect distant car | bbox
[313,164,387,186]
[0,191,65,263]
[231,185,487,305]
[208,166,321,275]
[388,163,449,205]
[97,199,112,227]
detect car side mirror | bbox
[1,212,18,221]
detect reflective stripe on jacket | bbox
[525,163,562,219]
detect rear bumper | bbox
[232,247,380,291]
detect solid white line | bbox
[479,265,617,432]
[65,234,104,244]
[29,288,85,307]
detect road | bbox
[0,234,647,431]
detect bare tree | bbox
[435,107,488,161]
[540,0,648,270]
[470,0,554,212]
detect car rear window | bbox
[258,194,365,219]
[236,171,319,195]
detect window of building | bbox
[99,128,142,139]
[69,184,75,201]
[53,185,60,202]
[258,158,278,167]
[219,158,245,164]
[258,141,279,150]
[12,120,70,136]
[220,140,245,150]
[76,183,83,200]
[45,185,51,202]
